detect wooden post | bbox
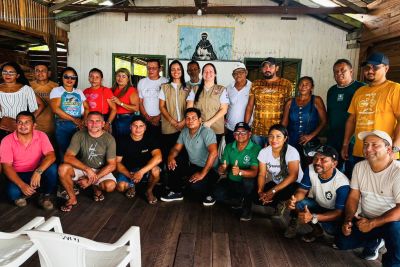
[19,0,27,30]
[48,11,58,81]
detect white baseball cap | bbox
[358,130,393,146]
[233,62,246,72]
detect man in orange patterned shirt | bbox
[244,57,293,147]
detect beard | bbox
[263,72,274,79]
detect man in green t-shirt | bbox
[58,111,117,212]
[326,59,364,178]
[216,122,261,221]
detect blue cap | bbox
[362,52,389,66]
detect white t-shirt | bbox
[50,86,86,117]
[225,80,252,131]
[137,77,168,116]
[186,87,229,104]
[257,144,303,184]
[351,160,400,219]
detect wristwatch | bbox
[238,171,242,176]
[393,146,400,153]
[272,189,277,194]
[312,213,318,224]
[35,169,43,175]
[120,102,124,107]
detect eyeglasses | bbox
[233,131,248,136]
[63,74,78,80]
[2,71,17,76]
[363,65,383,72]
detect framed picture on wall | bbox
[178,26,234,61]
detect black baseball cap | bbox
[130,115,147,125]
[309,145,339,161]
[234,122,251,132]
[361,52,389,66]
[261,57,277,67]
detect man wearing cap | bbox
[215,122,261,221]
[244,57,293,147]
[116,115,162,204]
[285,145,350,242]
[341,52,400,163]
[327,59,365,178]
[225,63,253,144]
[336,130,400,265]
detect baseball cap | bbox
[261,57,277,66]
[358,130,392,146]
[130,115,147,125]
[361,52,389,66]
[309,145,339,161]
[234,122,251,132]
[233,62,247,72]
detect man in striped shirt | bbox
[336,130,400,266]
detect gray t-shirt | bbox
[67,130,116,169]
[177,125,216,167]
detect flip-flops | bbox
[146,192,158,205]
[125,187,136,199]
[60,202,77,212]
[93,192,105,202]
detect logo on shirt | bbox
[243,155,250,164]
[337,94,344,102]
[88,142,102,165]
[325,191,333,200]
[141,149,149,153]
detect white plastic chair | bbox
[0,216,63,267]
[26,225,141,267]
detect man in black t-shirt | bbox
[116,115,162,204]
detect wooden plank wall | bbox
[359,0,400,82]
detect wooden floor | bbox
[0,187,381,267]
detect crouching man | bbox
[336,130,400,266]
[58,111,116,212]
[116,115,162,204]
[0,111,57,210]
[286,145,350,242]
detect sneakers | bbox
[38,194,54,211]
[14,198,27,207]
[240,209,252,221]
[272,201,286,217]
[361,238,385,261]
[203,196,216,206]
[301,223,324,243]
[160,191,184,202]
[284,217,298,238]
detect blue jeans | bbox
[251,134,268,148]
[117,168,150,188]
[296,198,340,235]
[336,220,400,267]
[7,163,58,200]
[214,178,255,212]
[55,120,79,161]
[113,114,134,138]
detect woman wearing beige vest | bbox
[187,63,228,144]
[159,60,190,161]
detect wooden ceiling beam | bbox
[58,5,360,14]
[49,0,79,12]
[333,0,367,14]
[0,29,43,44]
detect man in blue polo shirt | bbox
[215,122,261,221]
[161,107,218,206]
[285,145,350,242]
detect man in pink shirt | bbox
[0,111,57,209]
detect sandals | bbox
[60,201,77,212]
[94,192,105,202]
[125,187,136,199]
[146,192,158,205]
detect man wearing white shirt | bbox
[225,62,252,144]
[138,59,168,137]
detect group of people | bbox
[0,50,399,266]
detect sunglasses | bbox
[2,71,17,76]
[233,131,248,136]
[63,74,78,80]
[363,65,383,72]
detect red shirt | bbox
[113,86,137,114]
[0,130,54,172]
[83,86,114,114]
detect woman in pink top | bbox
[110,68,139,137]
[83,68,117,132]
